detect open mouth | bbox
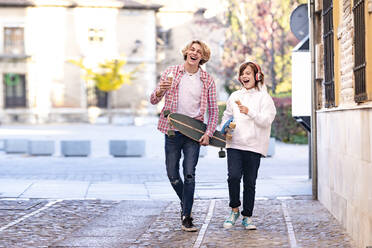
[190,56,198,61]
[242,79,250,83]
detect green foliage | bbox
[271,97,308,144]
[4,73,21,86]
[271,91,292,98]
[221,0,306,95]
[68,57,142,92]
[218,102,227,124]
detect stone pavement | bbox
[0,122,354,247]
[0,197,355,247]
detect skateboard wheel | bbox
[167,129,175,137]
[229,122,236,129]
[163,110,171,117]
[218,150,226,158]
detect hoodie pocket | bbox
[231,117,257,145]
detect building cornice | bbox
[0,0,161,10]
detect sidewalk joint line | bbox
[83,181,93,199]
[17,181,35,198]
[0,199,63,232]
[193,199,215,248]
[281,201,298,248]
[143,182,151,199]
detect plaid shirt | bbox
[150,64,218,137]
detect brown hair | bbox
[239,62,264,90]
[182,40,211,65]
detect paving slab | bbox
[86,183,149,200]
[0,198,356,247]
[19,180,89,199]
[0,179,34,198]
[0,199,117,248]
[51,200,169,247]
[132,199,356,247]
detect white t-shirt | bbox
[177,70,202,118]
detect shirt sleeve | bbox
[205,79,218,137]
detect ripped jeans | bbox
[165,132,200,217]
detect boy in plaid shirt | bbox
[150,40,218,231]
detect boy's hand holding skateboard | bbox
[199,133,210,146]
[235,99,249,115]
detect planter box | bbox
[5,139,28,154]
[109,140,145,157]
[61,140,91,157]
[28,140,55,156]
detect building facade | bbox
[0,0,160,124]
[312,0,372,246]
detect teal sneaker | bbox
[223,211,240,229]
[242,217,257,230]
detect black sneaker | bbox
[181,216,197,232]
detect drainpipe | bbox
[309,0,318,200]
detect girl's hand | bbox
[238,105,249,115]
[235,100,249,114]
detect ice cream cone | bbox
[167,72,174,84]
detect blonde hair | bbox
[181,40,211,65]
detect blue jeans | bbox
[165,132,200,217]
[227,148,261,217]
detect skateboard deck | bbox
[166,112,226,148]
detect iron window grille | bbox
[353,0,367,102]
[3,73,26,108]
[322,0,335,108]
[4,27,24,55]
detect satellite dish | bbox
[290,4,309,41]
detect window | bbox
[3,73,26,108]
[353,0,367,102]
[87,86,108,108]
[157,27,171,47]
[88,28,104,43]
[322,0,335,108]
[4,27,24,55]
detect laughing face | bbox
[186,43,203,66]
[239,65,256,90]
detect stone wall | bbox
[317,109,372,248]
[338,0,355,105]
[316,1,372,247]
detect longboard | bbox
[166,112,226,148]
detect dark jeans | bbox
[165,132,200,217]
[227,148,261,217]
